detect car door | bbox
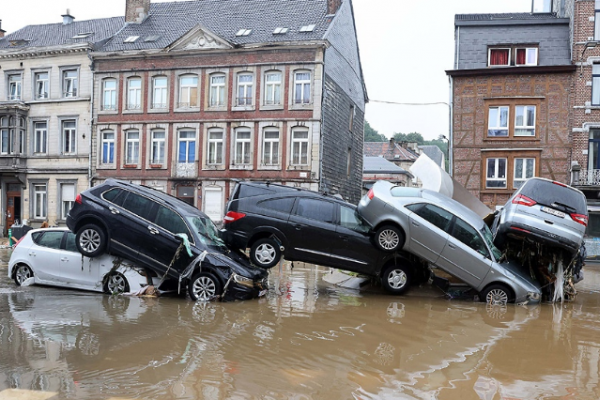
[29,231,71,284]
[110,191,157,260]
[61,231,102,288]
[436,217,493,287]
[332,204,382,274]
[287,197,337,265]
[405,203,452,263]
[141,204,194,274]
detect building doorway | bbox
[6,183,22,234]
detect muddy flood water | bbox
[2,249,600,400]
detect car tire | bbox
[76,224,107,258]
[188,271,223,301]
[250,238,282,269]
[104,272,130,294]
[381,263,412,295]
[480,284,513,305]
[375,225,404,252]
[13,264,33,286]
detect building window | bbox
[515,48,538,66]
[209,74,225,107]
[533,0,552,12]
[127,77,142,110]
[262,129,279,166]
[152,76,167,109]
[596,0,600,40]
[33,184,47,219]
[207,129,224,165]
[62,69,78,97]
[102,78,117,111]
[593,64,600,106]
[33,121,47,154]
[514,106,536,136]
[0,116,11,154]
[62,120,77,154]
[514,158,535,189]
[236,73,253,106]
[488,49,510,66]
[34,72,49,99]
[487,103,538,138]
[125,130,140,165]
[294,71,311,104]
[178,74,198,108]
[178,130,196,163]
[101,130,114,164]
[486,158,507,189]
[60,183,76,220]
[487,106,509,137]
[8,74,22,101]
[234,128,251,165]
[150,130,165,165]
[291,128,309,165]
[264,71,282,105]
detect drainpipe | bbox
[448,76,454,176]
[88,50,94,188]
[319,45,326,193]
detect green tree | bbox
[392,132,424,145]
[364,121,387,142]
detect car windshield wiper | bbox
[551,202,576,213]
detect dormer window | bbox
[488,45,538,67]
[532,0,552,13]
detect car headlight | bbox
[233,273,254,288]
[527,291,540,301]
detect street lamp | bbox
[580,41,598,78]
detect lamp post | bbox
[580,41,598,78]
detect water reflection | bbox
[1,257,600,399]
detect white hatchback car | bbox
[8,227,155,294]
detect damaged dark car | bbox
[66,179,268,301]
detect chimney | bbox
[327,0,342,15]
[62,9,75,25]
[0,20,5,38]
[126,0,151,24]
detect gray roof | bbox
[363,156,410,175]
[100,0,332,52]
[0,17,125,50]
[455,12,567,26]
[418,145,444,168]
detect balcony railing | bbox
[574,169,600,186]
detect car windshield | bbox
[186,215,227,249]
[480,225,503,261]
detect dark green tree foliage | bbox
[364,121,387,142]
[392,132,424,145]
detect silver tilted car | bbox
[357,181,541,304]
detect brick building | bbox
[447,5,575,209]
[91,0,367,222]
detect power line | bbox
[370,100,449,107]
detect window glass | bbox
[259,197,295,214]
[121,192,155,220]
[154,206,190,236]
[413,204,453,231]
[34,231,64,250]
[390,187,420,197]
[452,218,489,257]
[486,158,507,188]
[294,198,335,223]
[340,205,369,233]
[489,49,509,66]
[65,232,78,252]
[514,105,535,136]
[593,65,600,106]
[488,106,509,136]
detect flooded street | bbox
[2,249,600,400]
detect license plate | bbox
[541,206,565,218]
[258,289,267,297]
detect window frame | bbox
[124,129,140,165]
[485,100,540,140]
[177,73,199,109]
[488,46,539,67]
[513,157,536,189]
[235,72,254,107]
[488,48,510,67]
[101,78,118,111]
[61,118,77,155]
[263,70,282,107]
[208,72,226,109]
[7,73,22,101]
[61,67,79,98]
[293,70,311,105]
[58,180,77,221]
[207,128,224,166]
[177,129,196,164]
[232,127,252,166]
[596,0,600,40]
[150,129,166,166]
[514,105,536,136]
[100,129,115,166]
[151,75,168,110]
[126,76,142,111]
[33,71,49,100]
[515,48,538,66]
[482,151,540,193]
[290,127,310,167]
[262,127,280,167]
[30,181,49,220]
[33,120,48,155]
[486,157,508,189]
[592,64,600,106]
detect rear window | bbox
[390,187,420,197]
[102,188,126,205]
[520,180,587,214]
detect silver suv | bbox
[493,177,588,256]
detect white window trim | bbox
[206,70,229,111]
[57,180,78,221]
[229,124,254,170]
[32,69,50,100]
[202,122,227,171]
[7,72,23,101]
[288,66,315,110]
[32,120,48,155]
[487,106,509,137]
[120,124,143,168]
[101,78,118,112]
[30,180,49,221]
[175,72,200,111]
[260,68,284,111]
[124,75,143,113]
[148,74,169,113]
[514,105,536,136]
[98,127,116,169]
[487,48,511,67]
[149,127,167,168]
[288,125,311,169]
[124,129,141,166]
[513,158,535,189]
[486,158,508,189]
[515,48,538,66]
[59,117,78,155]
[257,121,282,170]
[60,66,80,98]
[232,68,256,111]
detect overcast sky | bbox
[1,0,534,140]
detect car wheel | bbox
[76,224,107,257]
[250,238,282,268]
[375,225,404,252]
[13,264,33,286]
[381,264,412,295]
[480,284,513,305]
[188,272,223,301]
[104,272,130,294]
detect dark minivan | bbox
[221,181,428,295]
[66,179,268,301]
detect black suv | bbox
[66,179,268,301]
[221,181,428,295]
